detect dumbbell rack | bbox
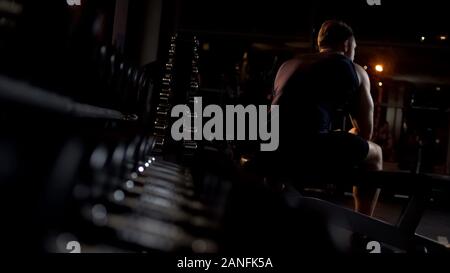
[152,34,202,159]
[182,36,201,158]
[99,152,216,253]
[36,36,232,253]
[153,35,177,154]
[96,44,155,124]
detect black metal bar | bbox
[0,75,137,121]
[396,190,430,235]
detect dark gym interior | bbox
[1,0,450,259]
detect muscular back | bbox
[274,53,360,140]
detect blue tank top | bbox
[278,53,360,137]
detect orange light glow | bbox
[375,65,384,72]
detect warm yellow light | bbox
[440,36,447,41]
[375,65,384,72]
[421,36,426,42]
[240,156,249,166]
[202,43,210,51]
[378,82,383,87]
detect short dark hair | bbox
[317,20,354,49]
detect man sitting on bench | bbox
[272,20,383,216]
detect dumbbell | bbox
[85,207,218,253]
[134,72,146,113]
[116,137,208,209]
[81,146,219,251]
[112,61,128,109]
[132,71,145,107]
[97,45,110,80]
[120,66,135,105]
[107,174,217,232]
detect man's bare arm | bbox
[272,59,301,105]
[352,64,374,141]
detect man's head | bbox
[317,20,356,61]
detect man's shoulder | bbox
[353,63,365,73]
[278,53,319,73]
[279,58,302,71]
[353,63,370,85]
[353,62,369,76]
[275,58,303,82]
